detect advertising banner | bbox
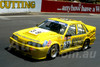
[41,0,100,13]
[0,0,42,13]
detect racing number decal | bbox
[63,41,71,49]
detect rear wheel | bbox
[81,39,90,51]
[47,44,58,59]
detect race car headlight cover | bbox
[27,42,42,47]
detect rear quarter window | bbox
[77,24,86,34]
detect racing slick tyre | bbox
[47,44,58,59]
[81,39,90,51]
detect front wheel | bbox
[81,39,90,51]
[47,44,58,59]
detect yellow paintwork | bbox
[10,18,96,60]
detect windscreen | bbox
[38,19,68,34]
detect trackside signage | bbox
[0,1,35,9]
[41,0,100,13]
[0,0,42,13]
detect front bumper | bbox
[10,37,49,60]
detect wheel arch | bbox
[84,37,90,43]
[47,42,60,54]
[85,38,90,44]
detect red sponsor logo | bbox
[47,40,52,47]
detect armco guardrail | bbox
[41,0,100,13]
[0,0,42,13]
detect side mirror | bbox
[65,34,72,37]
[36,24,38,26]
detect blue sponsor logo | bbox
[48,19,67,26]
[43,40,48,47]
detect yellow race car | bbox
[9,18,96,60]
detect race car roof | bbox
[49,18,83,25]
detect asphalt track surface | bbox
[0,15,100,67]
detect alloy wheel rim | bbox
[84,41,89,50]
[51,45,57,58]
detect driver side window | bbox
[67,25,76,36]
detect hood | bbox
[14,27,59,42]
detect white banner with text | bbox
[0,0,42,13]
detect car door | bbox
[71,24,87,47]
[63,24,87,49]
[63,24,76,50]
[60,23,88,54]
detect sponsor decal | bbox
[42,1,100,13]
[61,36,63,39]
[29,28,49,35]
[64,36,71,40]
[68,36,71,40]
[47,40,52,47]
[90,33,95,38]
[43,40,52,47]
[64,37,67,40]
[72,37,85,46]
[0,1,35,9]
[48,19,67,26]
[63,41,71,49]
[43,40,48,47]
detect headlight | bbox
[27,41,33,45]
[36,43,42,47]
[12,35,18,40]
[27,42,42,47]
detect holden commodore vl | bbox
[9,18,96,60]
